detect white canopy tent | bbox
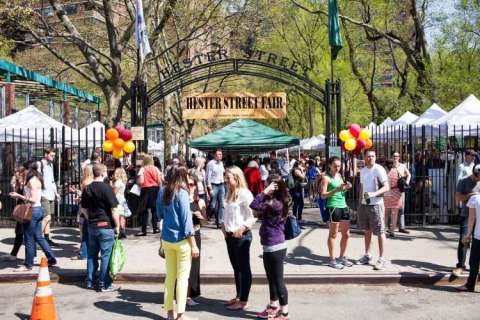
[0,106,78,144]
[413,103,447,126]
[430,94,480,127]
[393,111,419,126]
[367,121,377,130]
[379,117,394,127]
[78,121,104,147]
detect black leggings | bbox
[263,248,288,306]
[226,231,252,302]
[138,187,159,233]
[10,222,24,256]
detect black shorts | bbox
[326,207,350,223]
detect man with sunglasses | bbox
[453,162,480,277]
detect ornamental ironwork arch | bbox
[147,58,326,107]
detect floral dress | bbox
[384,168,403,209]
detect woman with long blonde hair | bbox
[222,166,256,311]
[113,168,130,239]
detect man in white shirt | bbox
[206,149,225,228]
[356,150,390,270]
[40,148,59,247]
[392,151,412,234]
[457,149,476,183]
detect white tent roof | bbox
[413,103,447,126]
[430,94,480,126]
[367,121,377,129]
[379,117,394,126]
[0,106,77,142]
[301,135,325,150]
[79,121,104,141]
[393,111,419,126]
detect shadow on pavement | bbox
[14,313,29,320]
[94,300,165,320]
[192,296,257,319]
[391,259,452,273]
[284,245,329,266]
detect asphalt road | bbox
[1,283,477,320]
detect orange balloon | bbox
[113,138,125,149]
[112,148,124,159]
[365,138,373,150]
[106,128,119,141]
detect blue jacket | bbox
[156,187,194,243]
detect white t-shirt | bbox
[223,188,256,232]
[467,195,480,240]
[457,162,474,183]
[360,163,388,205]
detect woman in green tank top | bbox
[320,157,352,270]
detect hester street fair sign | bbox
[182,92,287,120]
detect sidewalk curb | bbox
[0,271,466,286]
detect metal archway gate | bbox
[131,58,342,154]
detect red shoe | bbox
[224,298,239,306]
[273,312,289,320]
[226,301,248,311]
[256,305,279,319]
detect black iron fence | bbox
[343,124,480,226]
[0,127,103,226]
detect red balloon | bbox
[357,139,367,150]
[349,124,361,138]
[120,129,132,141]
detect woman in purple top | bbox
[250,174,290,320]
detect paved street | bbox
[0,283,477,320]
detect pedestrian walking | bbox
[189,157,208,204]
[320,157,353,269]
[392,152,411,234]
[136,154,162,236]
[10,160,57,272]
[156,166,199,320]
[71,164,94,261]
[39,148,58,247]
[288,161,306,224]
[4,164,27,261]
[457,191,480,292]
[356,150,390,271]
[453,164,480,277]
[81,164,120,291]
[222,166,256,311]
[186,175,207,306]
[259,158,271,188]
[250,174,290,320]
[384,159,403,238]
[206,149,225,228]
[113,168,130,239]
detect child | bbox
[113,168,131,239]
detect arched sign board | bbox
[182,92,287,120]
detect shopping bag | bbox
[109,237,126,279]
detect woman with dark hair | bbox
[157,166,199,320]
[320,156,352,270]
[289,161,306,223]
[250,174,290,320]
[384,159,403,238]
[9,160,56,271]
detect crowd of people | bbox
[2,145,480,319]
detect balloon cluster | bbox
[339,124,373,155]
[102,125,136,159]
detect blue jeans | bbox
[290,188,304,221]
[23,207,56,268]
[79,219,89,259]
[210,183,225,225]
[87,226,115,289]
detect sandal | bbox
[13,266,32,272]
[226,301,248,311]
[456,285,474,292]
[70,255,85,261]
[224,298,239,306]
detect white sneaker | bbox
[374,257,387,271]
[355,254,373,265]
[187,298,200,306]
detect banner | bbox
[182,92,287,120]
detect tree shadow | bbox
[391,259,453,273]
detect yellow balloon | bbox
[339,129,353,142]
[102,140,114,153]
[359,129,371,141]
[344,138,357,151]
[123,141,135,154]
[112,148,124,159]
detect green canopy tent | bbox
[189,119,299,152]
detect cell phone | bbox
[363,192,371,204]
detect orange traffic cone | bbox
[30,257,57,320]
